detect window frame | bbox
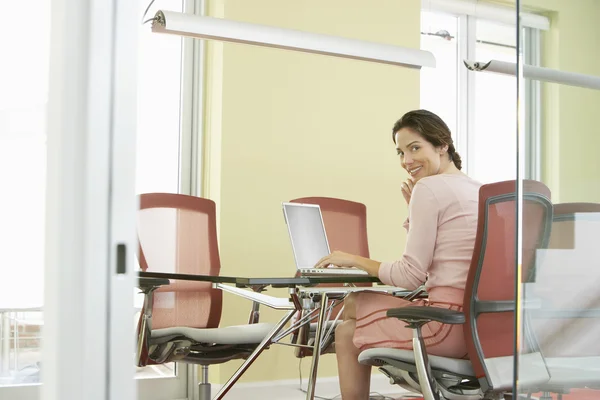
[421,1,544,181]
[179,0,206,197]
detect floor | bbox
[216,375,421,400]
[222,387,417,400]
[0,348,174,386]
[245,389,420,400]
[286,390,420,400]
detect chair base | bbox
[147,339,259,365]
[361,352,486,400]
[198,382,211,400]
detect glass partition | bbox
[517,0,600,399]
[0,0,190,398]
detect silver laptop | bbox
[282,202,368,276]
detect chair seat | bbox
[151,322,275,345]
[358,348,475,377]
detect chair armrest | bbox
[387,306,465,324]
[385,305,463,399]
[385,306,465,399]
[135,277,170,367]
[137,277,170,292]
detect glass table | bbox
[138,271,412,400]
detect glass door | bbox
[0,0,197,398]
[516,0,600,399]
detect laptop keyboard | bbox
[299,268,369,276]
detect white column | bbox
[44,0,137,399]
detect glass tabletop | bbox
[138,271,380,288]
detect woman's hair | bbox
[391,109,462,170]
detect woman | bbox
[314,109,481,400]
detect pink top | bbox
[378,174,481,299]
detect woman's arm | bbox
[378,182,439,289]
[314,181,440,287]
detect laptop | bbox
[282,202,368,277]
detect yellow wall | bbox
[203,0,422,384]
[201,0,600,385]
[521,0,600,202]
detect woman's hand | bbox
[314,251,359,270]
[401,178,415,204]
[315,251,383,277]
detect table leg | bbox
[213,310,296,400]
[306,293,330,400]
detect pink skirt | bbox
[353,286,468,359]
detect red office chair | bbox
[291,197,371,261]
[135,193,276,400]
[289,196,372,357]
[358,180,554,399]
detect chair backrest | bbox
[535,202,600,358]
[463,180,552,392]
[138,193,222,330]
[290,196,370,258]
[290,197,371,290]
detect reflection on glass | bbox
[517,1,600,399]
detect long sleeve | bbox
[378,182,439,289]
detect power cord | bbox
[297,358,398,400]
[141,0,157,24]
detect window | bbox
[136,0,184,195]
[0,0,49,390]
[420,11,459,137]
[420,4,543,183]
[472,19,518,183]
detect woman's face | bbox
[394,127,444,182]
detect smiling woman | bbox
[394,109,464,207]
[394,109,463,178]
[313,109,482,400]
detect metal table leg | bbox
[306,293,330,400]
[213,310,296,400]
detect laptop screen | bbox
[282,203,331,269]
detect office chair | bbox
[289,196,372,357]
[358,180,554,400]
[529,202,600,397]
[135,193,276,400]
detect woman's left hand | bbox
[314,251,360,270]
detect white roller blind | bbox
[422,0,550,30]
